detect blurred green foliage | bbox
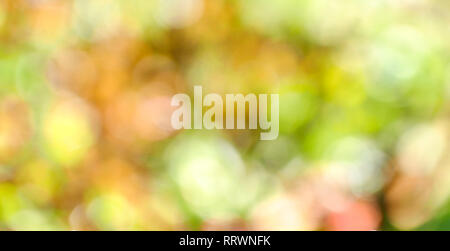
[0,0,450,230]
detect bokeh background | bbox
[0,0,450,231]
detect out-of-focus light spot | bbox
[15,53,50,102]
[314,176,351,213]
[385,175,432,230]
[156,0,204,29]
[147,194,184,230]
[119,0,159,35]
[250,193,317,231]
[238,0,298,36]
[8,209,62,231]
[47,49,97,96]
[134,96,176,141]
[304,0,360,45]
[42,97,97,167]
[86,193,137,230]
[28,0,71,46]
[0,96,31,161]
[69,205,86,230]
[166,134,264,220]
[364,26,429,102]
[387,122,449,229]
[252,136,299,169]
[0,184,23,223]
[325,200,381,231]
[326,137,386,196]
[105,91,177,144]
[397,122,447,175]
[72,0,122,41]
[16,160,57,206]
